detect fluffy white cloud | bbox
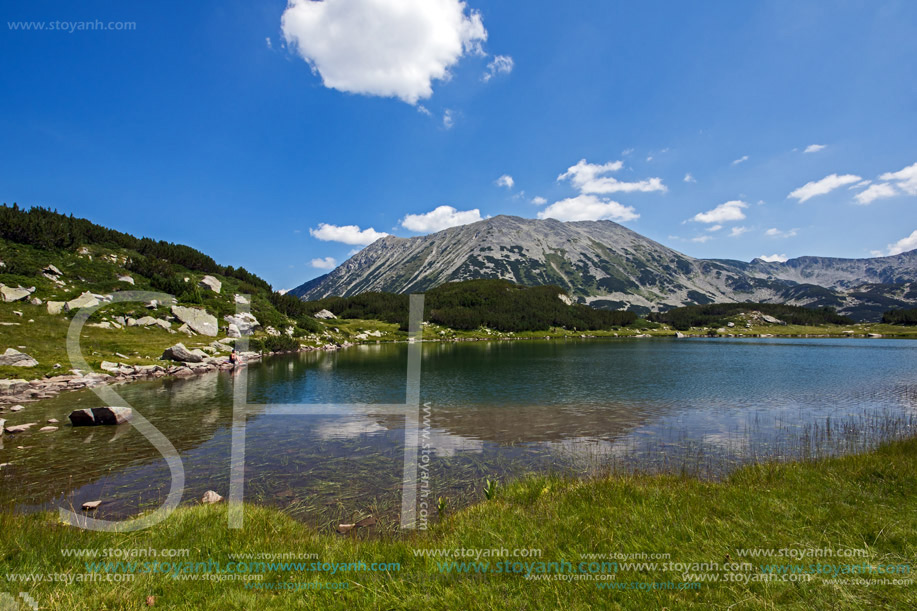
[804,144,826,153]
[281,0,487,105]
[691,200,747,224]
[531,196,547,205]
[400,205,483,232]
[758,254,789,262]
[443,109,455,129]
[854,182,898,205]
[683,173,696,183]
[483,54,513,81]
[495,174,514,189]
[880,162,917,195]
[788,173,861,203]
[537,194,638,222]
[885,229,917,256]
[732,155,749,165]
[765,227,798,238]
[310,223,389,245]
[557,159,666,194]
[310,257,338,269]
[729,226,749,237]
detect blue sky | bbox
[2,1,916,289]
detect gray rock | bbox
[226,323,241,338]
[0,284,34,302]
[45,301,64,315]
[201,490,223,504]
[199,275,222,293]
[117,275,135,285]
[0,418,4,434]
[65,291,100,312]
[224,313,260,336]
[82,500,101,511]
[234,294,249,304]
[0,349,38,367]
[760,314,786,325]
[313,309,337,320]
[43,264,62,276]
[131,316,171,330]
[4,422,37,434]
[39,426,58,432]
[68,406,132,426]
[177,323,195,336]
[161,343,204,363]
[100,361,120,373]
[30,297,43,306]
[171,306,217,337]
[10,405,24,412]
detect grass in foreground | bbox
[1,438,916,609]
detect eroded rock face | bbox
[68,406,132,426]
[161,343,204,363]
[171,306,218,337]
[0,349,38,367]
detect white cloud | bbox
[691,200,747,224]
[482,54,513,82]
[645,155,654,162]
[417,104,432,116]
[854,183,898,205]
[281,0,487,105]
[729,226,749,237]
[536,194,639,223]
[849,179,872,190]
[558,159,666,194]
[880,162,917,195]
[310,256,338,269]
[621,148,634,156]
[531,196,547,205]
[691,235,712,243]
[495,174,514,189]
[310,223,389,245]
[788,173,861,203]
[803,144,826,153]
[707,224,723,232]
[732,155,749,165]
[765,227,798,239]
[683,173,696,183]
[265,37,273,49]
[885,229,917,255]
[758,254,788,262]
[443,109,455,129]
[400,205,483,232]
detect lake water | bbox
[1,338,915,531]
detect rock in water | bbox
[4,422,37,434]
[161,343,204,363]
[201,490,223,504]
[68,407,132,426]
[0,349,38,367]
[171,306,218,336]
[198,275,222,293]
[82,500,101,511]
[0,418,4,434]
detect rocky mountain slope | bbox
[291,216,917,321]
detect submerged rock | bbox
[68,406,132,426]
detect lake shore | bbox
[2,434,914,609]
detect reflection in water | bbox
[0,338,915,529]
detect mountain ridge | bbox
[291,216,917,321]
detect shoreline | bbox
[0,329,912,408]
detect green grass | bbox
[2,437,915,609]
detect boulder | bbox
[43,264,62,276]
[100,361,120,373]
[234,294,249,305]
[10,405,24,412]
[0,349,38,367]
[0,418,4,434]
[177,323,194,336]
[314,309,337,320]
[82,500,101,511]
[65,291,100,312]
[161,343,204,363]
[760,314,787,325]
[46,301,65,315]
[226,323,241,338]
[131,316,171,331]
[68,406,132,426]
[171,306,217,337]
[39,426,58,432]
[201,490,223,504]
[224,313,260,336]
[0,284,34,302]
[117,275,135,285]
[198,275,222,293]
[30,297,43,306]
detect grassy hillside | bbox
[2,437,915,609]
[647,302,853,331]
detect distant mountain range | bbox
[290,216,917,321]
